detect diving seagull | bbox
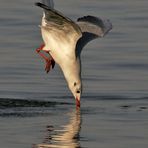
[35,0,112,107]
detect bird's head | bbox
[62,57,82,107]
[68,80,82,107]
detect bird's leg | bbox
[36,44,55,73]
[45,56,55,73]
[36,44,47,60]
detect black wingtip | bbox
[35,2,50,10]
[35,2,42,7]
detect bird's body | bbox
[35,0,112,107]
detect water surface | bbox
[0,0,148,148]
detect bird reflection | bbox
[33,108,81,148]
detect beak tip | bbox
[76,97,80,108]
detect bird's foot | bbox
[36,44,55,73]
[45,58,55,73]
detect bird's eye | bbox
[76,90,80,93]
[74,82,77,86]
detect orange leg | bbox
[36,44,55,73]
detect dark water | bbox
[0,0,148,148]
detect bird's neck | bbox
[61,57,81,86]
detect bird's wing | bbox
[42,0,54,9]
[76,16,112,54]
[35,3,82,50]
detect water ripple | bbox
[0,98,73,117]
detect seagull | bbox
[35,0,112,107]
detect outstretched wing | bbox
[35,2,82,49]
[76,16,112,54]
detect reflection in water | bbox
[33,108,81,148]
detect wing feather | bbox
[35,2,81,37]
[35,2,82,55]
[77,15,112,37]
[76,15,112,54]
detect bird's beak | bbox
[76,96,80,108]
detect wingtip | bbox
[35,2,41,7]
[35,2,49,10]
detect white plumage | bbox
[35,0,112,107]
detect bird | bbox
[35,0,112,108]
